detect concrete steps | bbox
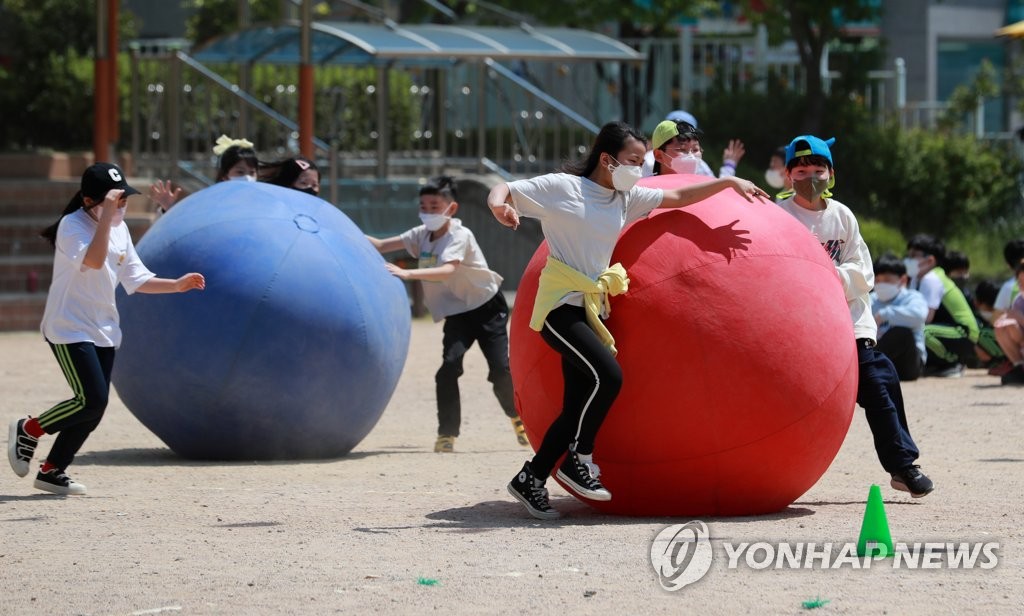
[0,169,156,331]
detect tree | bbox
[735,0,881,134]
[0,0,136,150]
[184,1,339,44]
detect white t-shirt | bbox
[399,218,502,322]
[507,173,663,308]
[41,209,155,348]
[994,276,1018,311]
[776,196,877,341]
[911,271,944,310]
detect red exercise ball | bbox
[509,174,858,516]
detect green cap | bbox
[651,120,701,150]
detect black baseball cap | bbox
[81,163,139,201]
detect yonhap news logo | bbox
[651,522,1000,591]
[650,521,714,591]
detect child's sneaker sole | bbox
[890,477,933,498]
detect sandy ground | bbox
[1,317,1022,616]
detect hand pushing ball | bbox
[113,181,411,460]
[509,174,858,515]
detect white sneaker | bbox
[8,418,39,478]
[34,468,87,495]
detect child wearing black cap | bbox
[6,163,206,495]
[777,136,934,498]
[260,155,321,196]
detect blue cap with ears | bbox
[784,135,836,167]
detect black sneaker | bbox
[890,465,934,498]
[1000,364,1024,386]
[556,451,612,501]
[8,418,39,478]
[925,363,964,378]
[34,467,87,495]
[507,462,560,520]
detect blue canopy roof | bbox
[193,20,643,66]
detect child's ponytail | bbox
[40,191,86,247]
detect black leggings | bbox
[530,305,622,480]
[37,341,114,471]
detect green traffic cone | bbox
[856,484,893,558]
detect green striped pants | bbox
[36,341,115,471]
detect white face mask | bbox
[903,258,921,279]
[874,282,901,302]
[980,310,994,322]
[764,168,785,189]
[419,205,452,232]
[608,157,643,191]
[670,153,702,175]
[91,202,125,226]
[229,174,257,182]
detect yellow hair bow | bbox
[212,134,254,156]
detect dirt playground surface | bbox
[1,318,1022,615]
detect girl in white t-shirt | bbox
[487,121,768,520]
[6,163,205,496]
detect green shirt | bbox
[932,267,980,343]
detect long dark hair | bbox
[40,192,87,247]
[216,145,260,181]
[260,155,320,187]
[561,121,646,178]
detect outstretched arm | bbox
[365,235,404,254]
[137,273,206,294]
[487,183,520,230]
[385,262,457,282]
[660,176,769,209]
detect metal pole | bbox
[239,0,251,136]
[477,62,486,174]
[437,68,447,169]
[107,0,119,150]
[754,24,767,94]
[895,57,906,129]
[895,57,906,109]
[298,0,314,158]
[329,145,338,206]
[130,47,140,171]
[168,53,182,181]
[93,0,111,163]
[976,98,985,138]
[377,64,390,179]
[679,26,693,110]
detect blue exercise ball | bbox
[113,181,410,460]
